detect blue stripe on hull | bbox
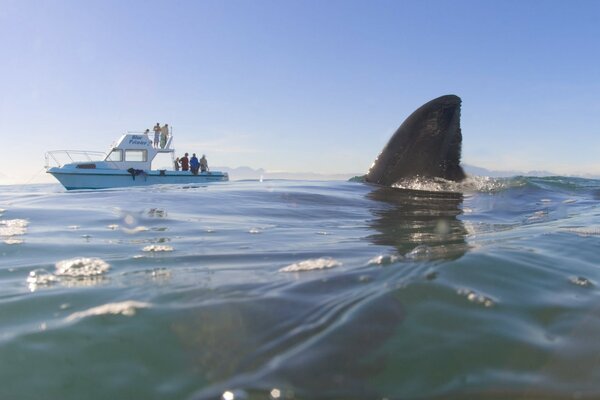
[48,169,228,190]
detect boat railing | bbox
[45,150,108,168]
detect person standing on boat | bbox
[179,153,189,171]
[174,157,180,171]
[200,154,208,173]
[153,123,161,148]
[190,153,199,175]
[160,124,169,149]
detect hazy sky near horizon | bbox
[1,0,599,183]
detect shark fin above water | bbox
[365,94,466,186]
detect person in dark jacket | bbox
[179,153,189,171]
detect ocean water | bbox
[1,176,600,399]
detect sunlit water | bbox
[1,177,600,399]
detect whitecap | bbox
[65,301,151,321]
[570,276,593,288]
[27,269,59,285]
[0,219,28,237]
[142,245,174,252]
[55,257,110,277]
[367,254,401,266]
[279,257,341,272]
[406,245,432,259]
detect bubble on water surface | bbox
[65,300,151,321]
[221,390,248,400]
[270,388,282,399]
[279,257,341,272]
[458,288,495,307]
[55,257,110,277]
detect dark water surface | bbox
[1,177,600,399]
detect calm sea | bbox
[1,177,600,399]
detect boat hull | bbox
[47,168,228,190]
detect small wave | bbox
[65,301,151,321]
[391,175,519,193]
[279,257,341,272]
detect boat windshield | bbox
[106,149,123,162]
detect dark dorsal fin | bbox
[366,95,466,186]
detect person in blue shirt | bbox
[190,153,200,175]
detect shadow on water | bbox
[366,185,469,260]
[188,186,471,399]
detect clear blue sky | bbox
[1,0,599,183]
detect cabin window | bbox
[125,149,147,162]
[106,149,123,162]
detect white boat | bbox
[45,130,228,190]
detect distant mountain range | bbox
[461,164,558,178]
[212,166,359,181]
[215,165,579,181]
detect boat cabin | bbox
[103,133,174,170]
